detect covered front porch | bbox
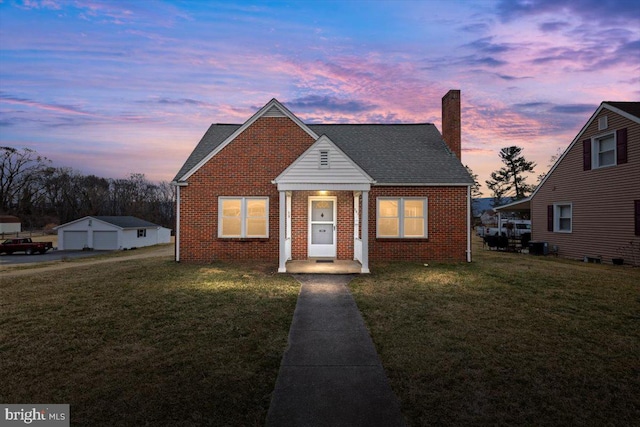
[273,134,375,274]
[276,187,371,274]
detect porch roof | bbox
[273,134,374,191]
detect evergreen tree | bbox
[485,146,536,205]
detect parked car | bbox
[477,219,531,238]
[0,238,53,255]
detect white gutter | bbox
[467,185,472,263]
[175,185,181,262]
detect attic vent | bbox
[263,105,286,117]
[598,116,608,130]
[319,150,330,169]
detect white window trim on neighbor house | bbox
[137,229,146,238]
[592,131,616,169]
[376,197,428,238]
[218,197,269,238]
[554,202,572,233]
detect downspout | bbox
[467,185,472,262]
[175,185,180,262]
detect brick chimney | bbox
[442,89,461,159]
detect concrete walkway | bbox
[266,274,406,427]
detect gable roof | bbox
[91,216,162,229]
[274,134,374,186]
[174,100,473,186]
[532,100,640,200]
[56,216,162,230]
[175,99,318,182]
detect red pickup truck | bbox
[0,238,54,255]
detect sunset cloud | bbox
[0,0,637,192]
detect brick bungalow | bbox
[172,90,473,272]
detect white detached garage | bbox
[55,216,171,251]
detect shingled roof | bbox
[605,101,640,120]
[92,216,161,229]
[174,122,473,185]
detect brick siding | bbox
[179,116,314,262]
[369,187,468,262]
[178,117,469,264]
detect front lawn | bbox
[0,259,299,426]
[350,239,640,426]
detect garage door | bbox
[63,231,88,250]
[93,231,118,250]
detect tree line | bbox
[1,147,175,230]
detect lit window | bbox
[219,197,268,238]
[377,198,427,238]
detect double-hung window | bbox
[219,197,269,238]
[554,203,572,233]
[377,198,428,238]
[593,133,616,168]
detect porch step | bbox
[286,260,362,274]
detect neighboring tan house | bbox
[0,215,21,234]
[530,101,640,265]
[173,90,474,273]
[55,216,171,250]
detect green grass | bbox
[350,238,640,426]
[0,259,299,426]
[3,241,639,426]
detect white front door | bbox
[308,196,337,258]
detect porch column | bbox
[361,190,370,273]
[278,190,287,273]
[285,191,292,261]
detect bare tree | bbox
[2,147,175,229]
[0,147,51,216]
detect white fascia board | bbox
[54,215,93,230]
[55,216,125,230]
[273,134,375,184]
[276,183,371,191]
[171,181,188,187]
[603,103,640,124]
[178,99,319,182]
[493,197,531,211]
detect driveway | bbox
[0,249,113,265]
[1,245,174,277]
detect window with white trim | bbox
[137,229,146,238]
[377,198,428,238]
[219,197,269,238]
[554,203,572,233]
[592,133,616,168]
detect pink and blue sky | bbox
[1,0,639,193]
